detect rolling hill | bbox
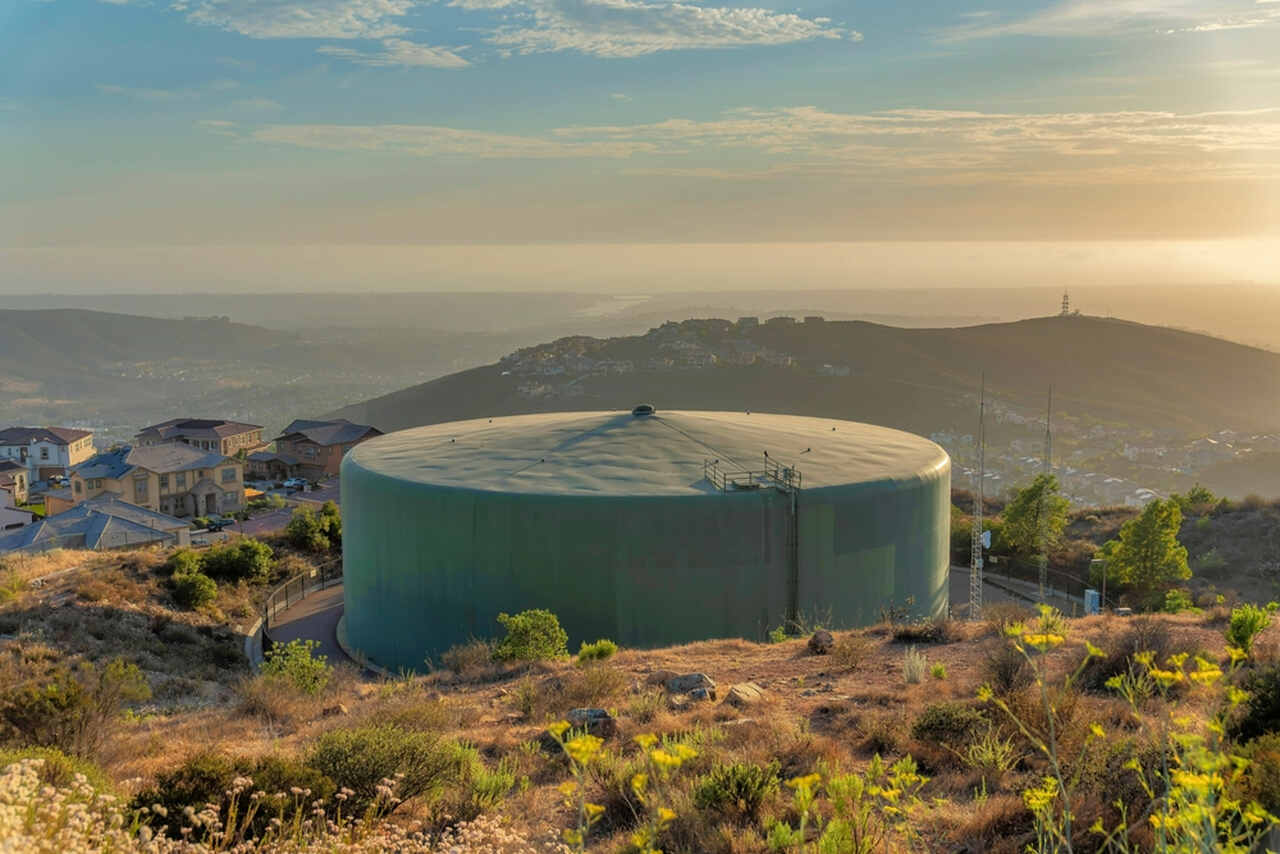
[331,314,1280,441]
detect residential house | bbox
[0,426,95,481]
[70,444,245,519]
[0,481,36,535]
[0,495,189,554]
[0,460,29,506]
[250,419,381,480]
[134,418,267,457]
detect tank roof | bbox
[346,410,947,497]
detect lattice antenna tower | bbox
[1061,289,1071,316]
[969,374,986,621]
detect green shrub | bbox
[1226,603,1277,655]
[132,752,335,838]
[164,548,204,576]
[1237,733,1280,813]
[0,658,150,758]
[1162,588,1196,614]
[692,760,781,821]
[910,702,988,746]
[1227,661,1280,743]
[262,639,331,696]
[285,502,342,553]
[931,663,948,680]
[492,609,568,662]
[306,725,469,814]
[171,570,217,609]
[576,639,617,663]
[201,539,274,584]
[0,746,113,793]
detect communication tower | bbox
[969,375,986,621]
[1060,290,1071,316]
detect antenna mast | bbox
[969,374,986,621]
[1061,290,1071,316]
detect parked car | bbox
[283,478,307,490]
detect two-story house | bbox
[0,468,35,535]
[134,418,267,457]
[0,426,95,481]
[65,444,245,519]
[0,460,29,506]
[248,419,381,480]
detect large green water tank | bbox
[342,410,950,671]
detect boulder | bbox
[666,672,716,694]
[566,707,618,739]
[724,682,765,708]
[646,669,679,686]
[808,630,835,655]
[688,687,716,702]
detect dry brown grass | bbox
[0,546,1253,853]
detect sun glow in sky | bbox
[3,0,1279,290]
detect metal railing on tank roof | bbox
[703,455,802,493]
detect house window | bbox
[159,474,168,490]
[221,467,237,483]
[134,477,148,500]
[304,446,317,458]
[74,480,82,494]
[176,473,186,488]
[40,448,49,460]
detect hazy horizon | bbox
[3,239,1278,295]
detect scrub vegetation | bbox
[2,543,1280,852]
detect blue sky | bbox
[2,0,1279,288]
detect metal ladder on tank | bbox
[704,455,804,629]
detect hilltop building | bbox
[248,419,381,481]
[53,444,245,519]
[134,418,267,457]
[0,426,95,481]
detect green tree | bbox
[285,501,342,553]
[1000,474,1070,556]
[1097,498,1190,606]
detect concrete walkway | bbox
[266,584,349,665]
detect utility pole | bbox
[1038,386,1053,601]
[969,374,986,621]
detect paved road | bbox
[234,508,293,538]
[267,584,349,665]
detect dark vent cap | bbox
[632,404,656,417]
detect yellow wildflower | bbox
[634,733,658,750]
[558,781,578,797]
[657,807,676,826]
[1090,723,1105,739]
[1022,632,1065,650]
[787,773,821,791]
[548,720,571,739]
[584,803,605,820]
[649,749,682,769]
[564,734,604,765]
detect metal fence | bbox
[262,558,343,636]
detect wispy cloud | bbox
[318,38,470,67]
[178,0,416,39]
[95,83,194,101]
[944,0,1280,40]
[219,107,1280,186]
[464,0,855,57]
[246,122,655,157]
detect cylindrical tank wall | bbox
[343,456,950,673]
